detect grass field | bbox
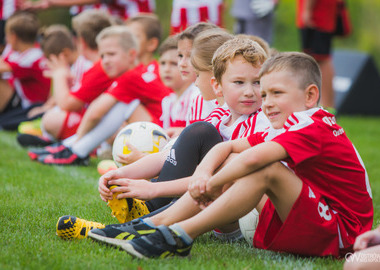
[1,116,379,269]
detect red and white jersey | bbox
[1,44,50,108]
[70,60,113,106]
[70,0,155,19]
[248,108,373,248]
[205,107,269,141]
[160,83,199,129]
[106,60,172,126]
[69,55,93,93]
[187,94,219,125]
[0,0,16,20]
[170,0,224,34]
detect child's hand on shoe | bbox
[98,170,121,201]
[107,178,156,201]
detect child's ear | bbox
[305,84,320,108]
[211,77,223,97]
[146,37,159,53]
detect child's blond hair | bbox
[96,25,138,53]
[158,35,178,57]
[40,25,75,57]
[177,22,219,42]
[5,11,39,43]
[126,13,162,44]
[259,52,322,100]
[191,28,233,72]
[212,37,268,83]
[235,34,271,57]
[72,9,112,50]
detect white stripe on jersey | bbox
[8,48,43,68]
[1,0,16,19]
[70,55,93,93]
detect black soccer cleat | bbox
[38,147,89,166]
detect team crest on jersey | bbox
[142,64,157,83]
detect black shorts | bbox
[300,28,333,61]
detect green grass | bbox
[1,116,379,269]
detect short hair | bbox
[40,25,75,57]
[126,13,162,43]
[72,9,112,50]
[96,25,138,53]
[259,52,322,101]
[5,11,39,43]
[235,34,271,57]
[177,22,219,42]
[158,35,178,57]
[191,28,233,72]
[212,37,268,83]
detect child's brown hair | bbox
[177,22,219,42]
[5,11,39,43]
[191,28,233,72]
[212,36,267,83]
[158,35,178,57]
[72,9,112,50]
[40,25,75,57]
[259,52,322,97]
[126,13,162,44]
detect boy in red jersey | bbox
[89,52,372,259]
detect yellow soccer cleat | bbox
[107,185,150,223]
[56,215,105,240]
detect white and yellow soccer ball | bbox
[112,121,169,167]
[239,208,260,246]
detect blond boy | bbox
[90,52,372,259]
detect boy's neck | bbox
[13,41,35,52]
[82,48,100,63]
[68,51,80,66]
[138,54,155,66]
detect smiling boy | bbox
[92,52,372,259]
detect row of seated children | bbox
[56,27,272,241]
[91,51,372,260]
[54,28,373,261]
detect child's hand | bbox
[98,170,121,202]
[46,54,72,80]
[188,172,213,207]
[353,226,380,251]
[107,178,155,201]
[115,142,146,165]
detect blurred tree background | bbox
[37,0,380,69]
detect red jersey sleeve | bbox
[70,61,113,104]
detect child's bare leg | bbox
[178,161,303,239]
[150,192,202,226]
[0,80,14,112]
[41,109,67,139]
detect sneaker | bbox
[38,147,89,166]
[18,118,42,136]
[121,225,192,259]
[17,133,53,148]
[88,218,156,247]
[107,186,150,223]
[28,142,65,160]
[56,215,105,240]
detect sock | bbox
[142,217,156,228]
[213,228,243,242]
[169,223,193,245]
[71,101,139,158]
[62,134,77,147]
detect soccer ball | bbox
[112,121,169,167]
[238,208,260,246]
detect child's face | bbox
[159,49,184,91]
[215,55,261,120]
[126,22,148,58]
[177,38,197,82]
[98,36,136,78]
[260,70,309,129]
[195,70,215,100]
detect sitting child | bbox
[89,52,373,259]
[0,11,50,128]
